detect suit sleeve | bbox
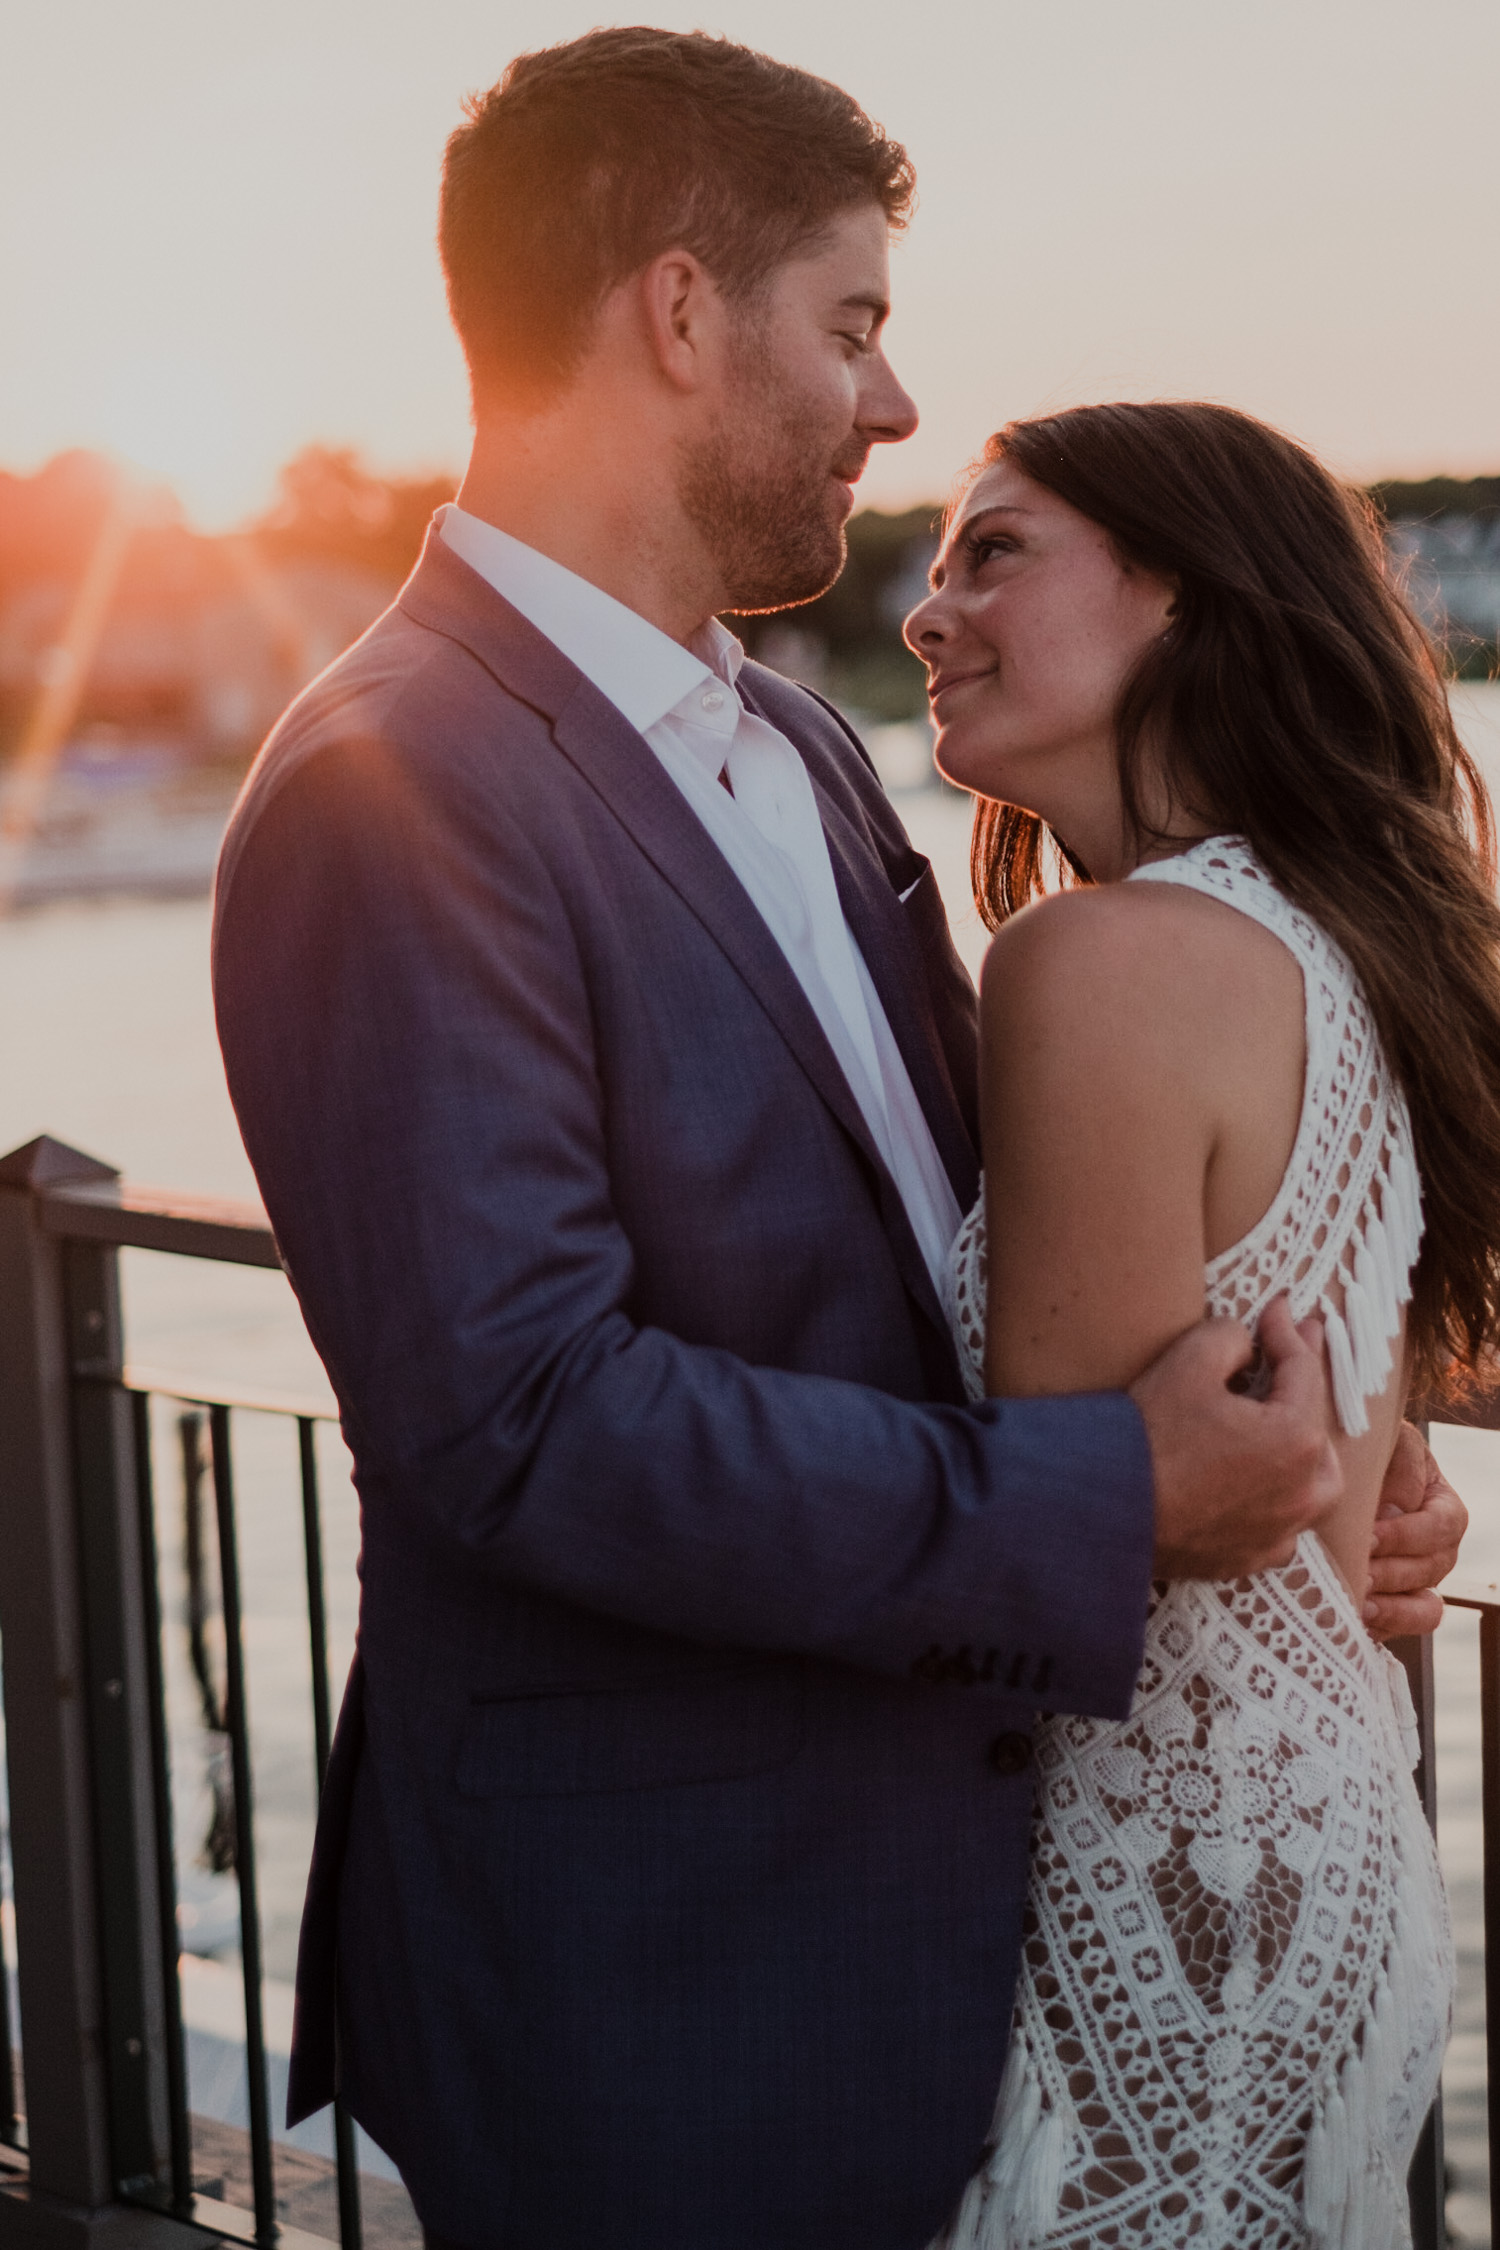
[212,722,1155,1716]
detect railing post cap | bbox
[0,1135,120,1191]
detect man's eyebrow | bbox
[838,292,890,322]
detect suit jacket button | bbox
[988,1731,1032,1778]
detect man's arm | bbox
[212,724,1155,1714]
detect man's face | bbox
[679,202,918,614]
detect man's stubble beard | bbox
[678,349,855,617]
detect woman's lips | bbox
[928,670,993,710]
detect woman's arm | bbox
[980,881,1304,1399]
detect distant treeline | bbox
[1,451,1494,740]
[1373,475,1500,524]
[248,446,458,581]
[1374,477,1500,680]
[0,446,457,621]
[242,459,1498,711]
[244,450,940,716]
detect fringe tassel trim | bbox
[1316,1137,1423,1439]
[1302,1855,1419,2250]
[983,2032,1074,2247]
[937,2031,1078,2250]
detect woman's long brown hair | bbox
[968,400,1500,1396]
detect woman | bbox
[905,401,1500,2248]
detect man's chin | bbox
[721,527,847,617]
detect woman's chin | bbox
[932,758,977,797]
[929,720,992,798]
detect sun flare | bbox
[92,351,258,532]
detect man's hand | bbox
[1131,1298,1342,1580]
[1364,1421,1467,1640]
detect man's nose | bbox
[861,354,918,446]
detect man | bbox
[212,31,1463,2249]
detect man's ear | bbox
[638,249,720,394]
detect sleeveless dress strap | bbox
[1128,838,1422,1435]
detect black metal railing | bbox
[0,1135,365,2249]
[1,1130,1499,2247]
[1,1670,17,2162]
[122,1382,359,2248]
[1438,1588,1500,2242]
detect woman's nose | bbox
[902,588,950,657]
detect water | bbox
[1,682,1498,2233]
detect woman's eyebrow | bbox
[958,504,1033,533]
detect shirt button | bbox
[700,689,725,712]
[987,1731,1032,1778]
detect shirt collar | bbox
[438,504,744,736]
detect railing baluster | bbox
[1481,1605,1500,2241]
[1394,1626,1446,2250]
[129,1392,191,2214]
[299,1419,362,2250]
[180,1412,235,1880]
[209,1405,277,2246]
[1397,1421,1448,2248]
[1434,1589,1500,2239]
[0,1957,14,2151]
[300,1423,334,1788]
[0,1644,18,2148]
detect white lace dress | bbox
[935,839,1453,2250]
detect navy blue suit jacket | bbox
[211,528,1155,2250]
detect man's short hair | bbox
[439,27,915,404]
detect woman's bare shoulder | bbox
[978,879,1302,1055]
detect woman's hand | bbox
[1363,1422,1467,1639]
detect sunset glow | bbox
[2,0,1497,527]
[90,354,252,531]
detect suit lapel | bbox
[400,533,960,1345]
[400,537,888,1190]
[735,675,979,1216]
[816,787,978,1213]
[547,684,891,1178]
[555,687,965,1339]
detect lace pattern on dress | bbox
[935,839,1451,2250]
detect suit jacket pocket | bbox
[893,852,937,907]
[454,1664,805,1799]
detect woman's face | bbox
[904,460,1177,861]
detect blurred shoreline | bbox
[3,446,1495,913]
[0,712,952,913]
[1,685,1495,918]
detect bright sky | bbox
[3,0,1496,529]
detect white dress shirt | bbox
[439,504,962,1298]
